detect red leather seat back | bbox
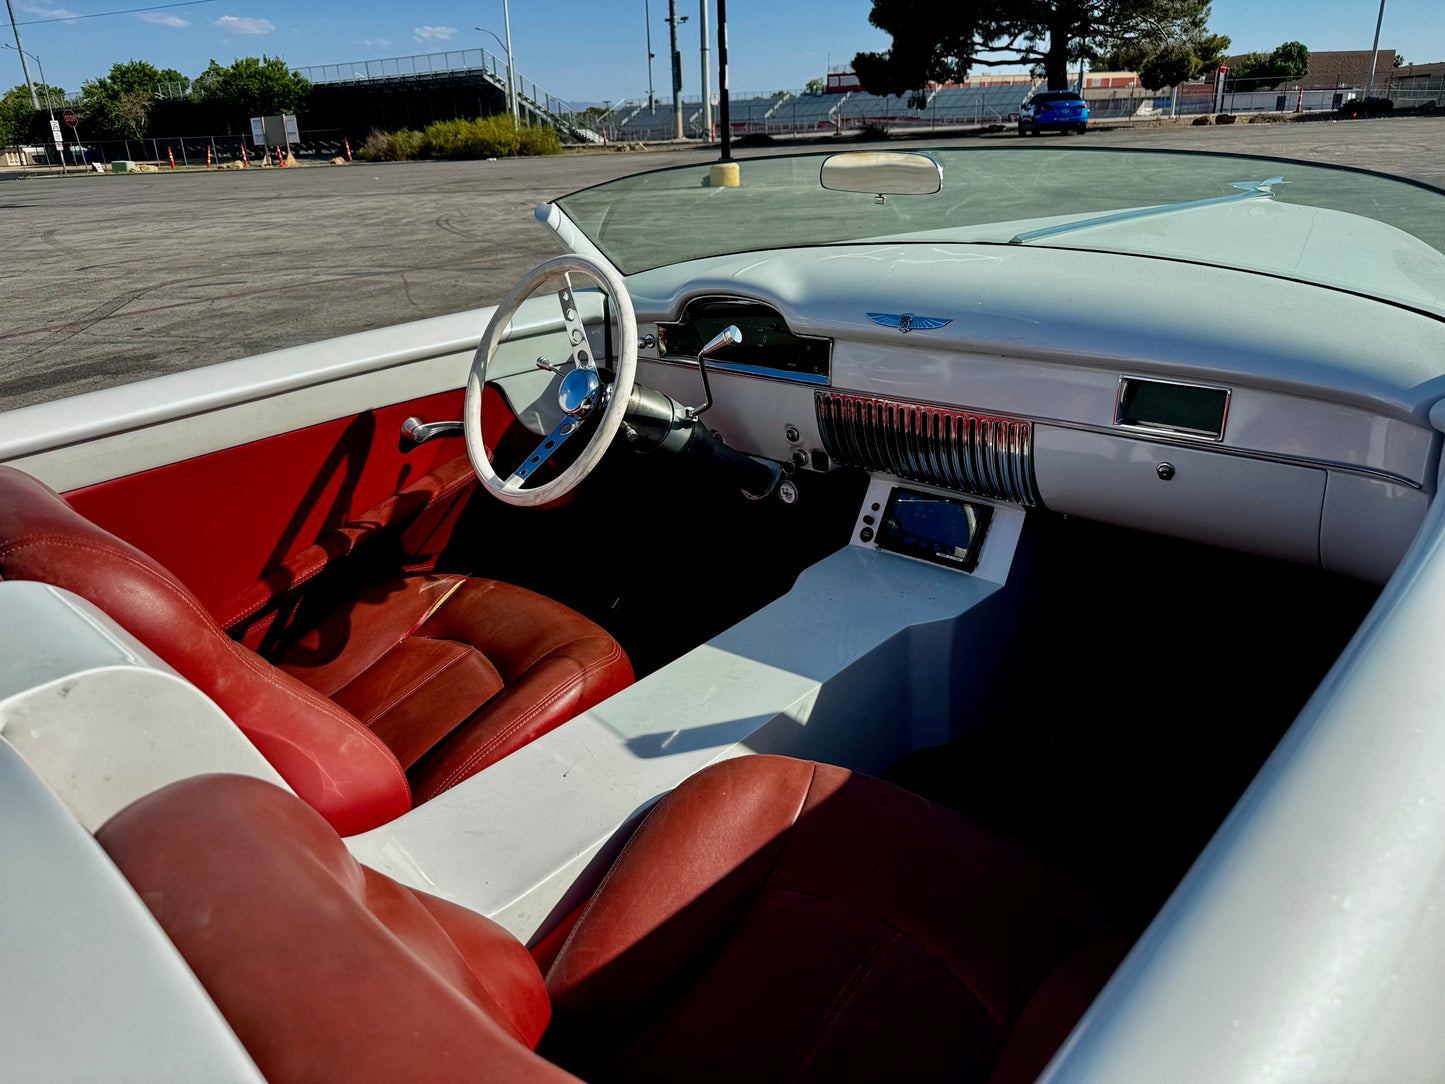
[0,466,410,834]
[545,756,1129,1083]
[97,774,574,1084]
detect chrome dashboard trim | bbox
[813,388,1425,492]
[645,353,831,386]
[816,391,1040,507]
[1113,375,1233,443]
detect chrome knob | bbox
[698,324,742,358]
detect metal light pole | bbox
[717,0,731,160]
[475,22,518,126]
[4,0,38,109]
[2,42,59,170]
[699,0,712,142]
[1366,0,1387,99]
[667,0,685,139]
[502,0,518,126]
[644,0,655,109]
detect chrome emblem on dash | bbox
[867,312,952,334]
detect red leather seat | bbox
[97,756,1131,1083]
[0,465,632,834]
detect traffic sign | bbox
[62,108,78,127]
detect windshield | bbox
[554,146,1445,317]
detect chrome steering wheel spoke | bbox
[557,274,595,371]
[504,415,582,490]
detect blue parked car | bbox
[1018,90,1089,135]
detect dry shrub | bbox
[360,128,423,161]
[516,124,562,155]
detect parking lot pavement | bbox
[1,116,1440,411]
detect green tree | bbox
[1,83,66,144]
[854,0,1226,92]
[193,56,311,118]
[81,60,164,139]
[1229,42,1309,90]
[804,77,825,94]
[1,83,47,145]
[1268,40,1309,83]
[1137,42,1198,88]
[156,67,190,98]
[1099,28,1228,88]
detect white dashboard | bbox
[621,241,1444,583]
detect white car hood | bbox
[870,198,1445,318]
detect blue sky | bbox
[6,0,1442,103]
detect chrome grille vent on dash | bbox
[815,392,1040,507]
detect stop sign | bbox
[62,108,78,127]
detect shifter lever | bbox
[687,324,741,419]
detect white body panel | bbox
[348,517,1023,939]
[0,582,290,830]
[1041,485,1445,1082]
[0,737,265,1082]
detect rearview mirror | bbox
[819,151,943,197]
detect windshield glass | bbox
[555,146,1445,317]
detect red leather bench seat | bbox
[97,756,1131,1082]
[0,465,632,834]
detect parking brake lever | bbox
[685,324,741,419]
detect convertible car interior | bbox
[2,145,1444,1080]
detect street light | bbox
[1365,0,1387,99]
[2,42,63,172]
[475,5,518,128]
[4,0,39,109]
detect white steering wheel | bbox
[464,254,637,507]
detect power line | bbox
[14,0,215,27]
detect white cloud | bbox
[355,37,392,48]
[138,11,189,26]
[215,14,275,34]
[18,3,80,18]
[412,25,456,44]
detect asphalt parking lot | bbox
[1,116,1441,411]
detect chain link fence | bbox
[22,129,350,167]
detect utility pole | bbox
[1366,0,1387,99]
[717,0,731,159]
[502,0,518,127]
[4,0,38,109]
[699,0,712,142]
[644,0,655,108]
[666,0,686,139]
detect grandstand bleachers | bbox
[602,82,1034,141]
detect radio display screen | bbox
[877,489,991,572]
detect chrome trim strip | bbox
[1010,178,1284,245]
[644,354,830,386]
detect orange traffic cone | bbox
[206,145,213,168]
[167,147,176,168]
[344,138,353,161]
[240,142,248,166]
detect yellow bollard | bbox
[708,162,741,187]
